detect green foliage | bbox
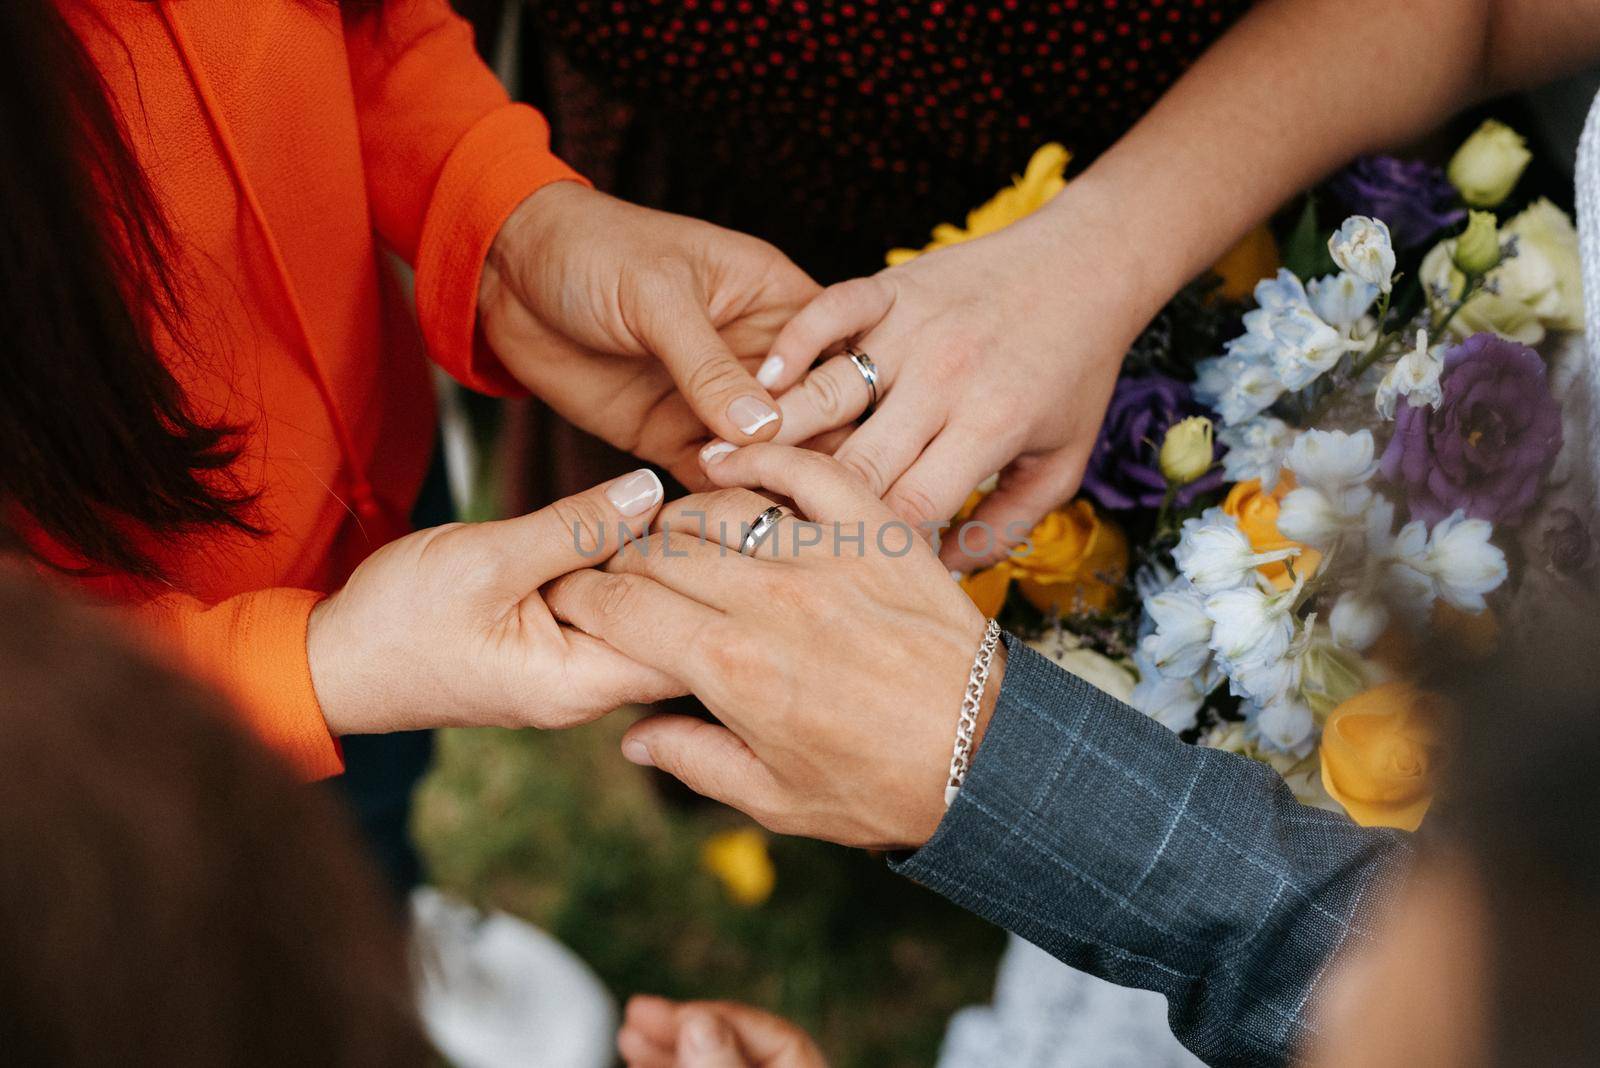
[415,721,1003,1068]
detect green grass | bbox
[414,716,1005,1067]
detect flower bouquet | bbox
[923,123,1588,830]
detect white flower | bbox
[1269,308,1348,391]
[1205,584,1299,673]
[1448,119,1531,208]
[1329,216,1396,294]
[1027,637,1137,702]
[1420,199,1581,345]
[1307,272,1379,330]
[1253,268,1313,313]
[1193,352,1287,427]
[1275,430,1382,550]
[1218,417,1296,490]
[1173,512,1299,594]
[1423,511,1509,613]
[1385,510,1509,614]
[1329,592,1388,652]
[1284,428,1379,494]
[1374,330,1446,420]
[1142,583,1214,678]
[1253,694,1317,756]
[1131,643,1208,734]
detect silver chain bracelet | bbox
[945,618,1002,807]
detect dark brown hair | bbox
[0,571,429,1065]
[0,0,270,581]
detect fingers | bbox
[942,451,1082,572]
[621,998,821,1068]
[767,275,895,378]
[550,629,687,724]
[620,714,780,823]
[698,443,886,525]
[475,469,665,590]
[829,396,946,499]
[674,1011,752,1068]
[768,353,879,446]
[656,487,787,554]
[634,279,783,445]
[545,570,719,682]
[877,428,995,533]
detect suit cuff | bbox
[414,102,589,397]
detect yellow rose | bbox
[1319,683,1444,831]
[887,143,1070,264]
[960,563,1013,618]
[1009,500,1128,615]
[1211,224,1282,302]
[1451,210,1501,276]
[1504,198,1584,332]
[1222,475,1321,590]
[701,829,776,907]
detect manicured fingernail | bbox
[622,739,654,766]
[606,469,663,516]
[756,354,785,388]
[700,440,738,465]
[727,396,778,437]
[682,1014,723,1053]
[950,569,967,583]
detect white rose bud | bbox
[1159,416,1215,486]
[1447,119,1531,208]
[1328,216,1396,295]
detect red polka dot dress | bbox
[532,0,1253,279]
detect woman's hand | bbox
[741,189,1144,571]
[546,445,1003,850]
[481,183,820,484]
[618,995,827,1068]
[307,469,685,735]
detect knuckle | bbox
[838,440,892,496]
[681,354,748,403]
[547,496,606,546]
[803,365,851,423]
[592,573,643,623]
[887,483,941,526]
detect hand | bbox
[618,995,826,1068]
[547,445,1004,850]
[307,469,685,734]
[481,183,820,485]
[741,188,1144,571]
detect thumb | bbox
[634,276,783,445]
[941,452,1081,572]
[474,468,665,591]
[678,1010,753,1068]
[621,715,780,821]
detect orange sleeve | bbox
[343,0,589,396]
[127,588,344,781]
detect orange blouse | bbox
[54,0,582,777]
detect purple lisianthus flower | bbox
[1082,374,1224,511]
[1381,333,1562,526]
[1328,156,1464,249]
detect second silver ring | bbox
[844,345,879,417]
[739,505,789,557]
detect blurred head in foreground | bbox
[0,574,427,1066]
[1309,612,1600,1068]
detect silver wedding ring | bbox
[844,345,879,416]
[739,505,788,557]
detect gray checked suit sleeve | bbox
[891,633,1412,1067]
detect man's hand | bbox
[480,183,820,486]
[307,469,686,735]
[547,445,1001,850]
[618,995,827,1068]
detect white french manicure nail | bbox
[727,396,778,437]
[606,469,663,516]
[700,441,738,464]
[756,354,785,388]
[950,569,967,583]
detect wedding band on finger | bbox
[844,346,879,416]
[739,505,789,557]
